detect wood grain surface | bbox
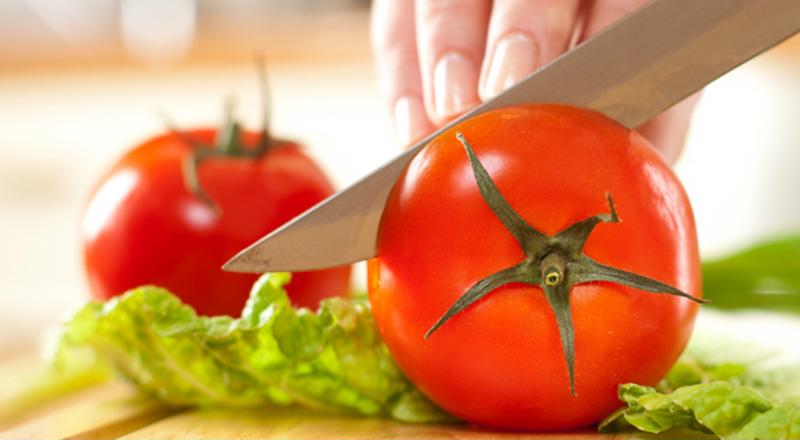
[120,408,612,440]
[0,380,604,439]
[0,354,717,440]
[0,381,174,440]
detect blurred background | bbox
[1,1,799,358]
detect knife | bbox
[225,0,800,273]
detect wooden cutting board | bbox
[0,355,708,440]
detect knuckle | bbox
[537,25,571,46]
[418,0,474,24]
[495,1,574,39]
[371,23,404,52]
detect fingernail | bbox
[482,33,537,99]
[433,52,478,120]
[394,96,428,147]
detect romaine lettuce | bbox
[56,273,451,423]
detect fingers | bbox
[373,0,697,158]
[371,0,435,146]
[479,0,581,100]
[373,0,586,144]
[415,0,491,124]
[582,0,699,162]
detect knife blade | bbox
[225,0,800,273]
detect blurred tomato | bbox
[82,127,350,316]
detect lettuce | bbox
[55,273,451,423]
[703,235,800,313]
[52,271,800,437]
[599,382,800,439]
[600,309,800,439]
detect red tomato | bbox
[368,104,701,430]
[82,128,350,316]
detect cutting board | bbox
[0,355,707,440]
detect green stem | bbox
[424,264,529,339]
[214,97,242,154]
[543,282,576,396]
[175,59,278,213]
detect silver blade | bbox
[225,0,800,273]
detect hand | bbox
[371,0,699,164]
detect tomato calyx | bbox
[424,131,707,396]
[175,60,281,213]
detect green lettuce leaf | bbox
[55,273,451,423]
[600,309,800,439]
[703,235,800,313]
[657,346,800,407]
[599,382,800,439]
[667,309,800,405]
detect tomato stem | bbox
[215,97,242,154]
[174,58,278,214]
[543,280,576,396]
[424,132,708,397]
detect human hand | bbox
[371,0,699,164]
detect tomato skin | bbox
[368,104,701,430]
[82,129,350,316]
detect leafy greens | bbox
[703,235,800,313]
[599,382,798,439]
[55,273,450,423]
[600,308,800,439]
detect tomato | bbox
[82,128,350,316]
[367,104,702,430]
